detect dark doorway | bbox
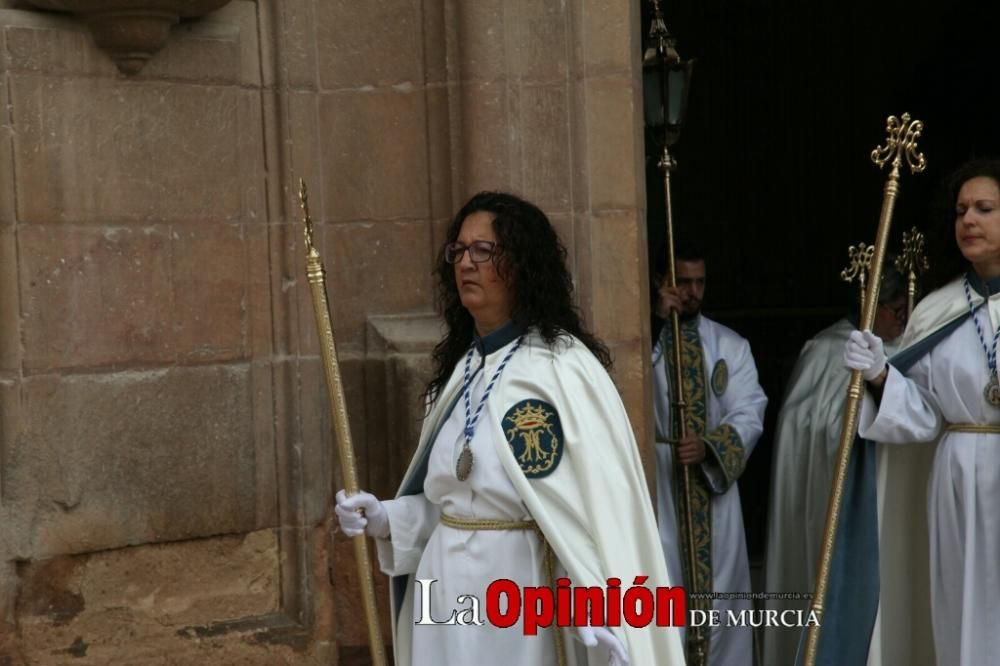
[642,0,1000,575]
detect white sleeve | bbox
[374,493,440,576]
[858,356,942,444]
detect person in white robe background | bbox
[845,158,1000,666]
[335,192,685,666]
[762,263,909,666]
[651,240,768,666]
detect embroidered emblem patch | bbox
[503,400,564,478]
[711,359,728,397]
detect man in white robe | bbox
[762,265,909,666]
[651,243,768,666]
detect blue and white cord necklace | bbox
[456,336,523,481]
[962,276,1000,407]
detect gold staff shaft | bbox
[803,115,925,666]
[660,147,706,666]
[907,271,917,317]
[300,180,388,666]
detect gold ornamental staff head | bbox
[841,242,875,311]
[871,113,927,177]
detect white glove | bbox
[844,329,887,382]
[334,489,390,539]
[576,625,630,666]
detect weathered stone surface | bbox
[508,0,568,82]
[518,83,572,212]
[13,530,309,665]
[246,223,274,360]
[0,2,649,664]
[141,1,260,86]
[589,210,645,343]
[249,361,278,528]
[0,380,22,504]
[316,0,423,90]
[19,225,175,369]
[265,0,317,90]
[458,81,511,197]
[18,0,234,75]
[170,223,251,363]
[19,224,252,370]
[318,221,434,347]
[0,228,18,371]
[6,365,258,556]
[425,85,456,221]
[10,77,257,224]
[297,358,335,525]
[606,337,656,497]
[18,530,278,627]
[581,76,643,212]
[4,3,258,82]
[3,14,116,77]
[331,533,391,649]
[0,65,13,227]
[318,89,431,222]
[571,0,635,76]
[365,314,440,494]
[285,90,325,243]
[454,0,505,82]
[420,0,450,85]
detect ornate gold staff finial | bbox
[871,113,927,176]
[805,114,926,666]
[299,178,317,255]
[895,227,929,318]
[298,178,388,666]
[840,242,876,314]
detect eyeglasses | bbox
[444,240,500,264]
[880,300,908,321]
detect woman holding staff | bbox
[335,191,684,665]
[845,158,1000,665]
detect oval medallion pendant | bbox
[456,443,474,481]
[985,377,1000,407]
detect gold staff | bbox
[840,242,875,316]
[299,179,388,666]
[895,227,929,318]
[645,2,704,663]
[803,114,926,666]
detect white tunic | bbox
[652,315,767,666]
[376,328,686,666]
[859,300,1000,666]
[378,339,557,663]
[763,318,899,666]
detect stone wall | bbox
[0,1,651,662]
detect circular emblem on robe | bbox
[711,359,728,397]
[503,400,564,478]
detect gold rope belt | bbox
[946,424,1000,433]
[439,512,566,666]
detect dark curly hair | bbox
[946,158,1000,207]
[425,191,613,402]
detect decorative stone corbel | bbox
[23,1,233,75]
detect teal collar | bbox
[965,270,1000,297]
[473,320,526,356]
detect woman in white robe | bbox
[763,265,908,666]
[334,192,685,666]
[845,158,1000,666]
